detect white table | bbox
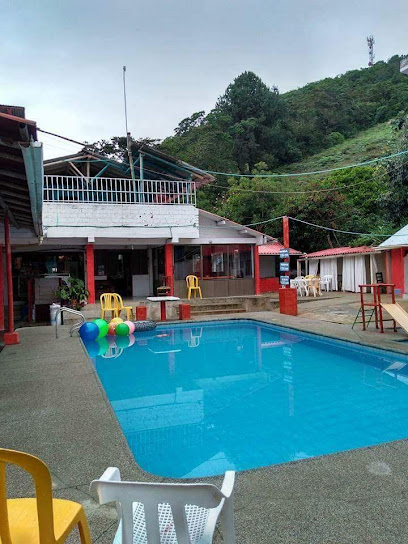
[147,296,180,321]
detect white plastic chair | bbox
[320,275,332,292]
[90,467,236,544]
[296,278,309,297]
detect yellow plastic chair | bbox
[100,293,117,321]
[0,448,91,544]
[113,294,133,321]
[186,275,202,299]
[100,293,133,321]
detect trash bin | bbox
[49,303,61,326]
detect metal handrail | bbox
[55,306,85,338]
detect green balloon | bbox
[96,337,109,356]
[116,322,130,336]
[93,318,109,338]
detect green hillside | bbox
[277,122,398,176]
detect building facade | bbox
[11,147,273,316]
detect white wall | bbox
[43,202,199,240]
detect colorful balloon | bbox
[111,317,124,324]
[124,320,135,334]
[79,322,99,341]
[116,322,130,336]
[93,318,109,338]
[108,322,117,336]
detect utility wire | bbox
[199,149,408,178]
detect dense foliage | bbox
[90,55,408,252]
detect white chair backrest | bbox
[295,276,304,280]
[90,467,234,544]
[322,275,333,281]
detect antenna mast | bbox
[123,66,136,180]
[367,35,375,67]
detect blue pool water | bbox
[85,320,408,478]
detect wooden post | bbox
[4,213,18,345]
[254,245,261,295]
[164,243,174,296]
[86,244,95,304]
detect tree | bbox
[87,136,161,163]
[217,71,297,172]
[382,114,408,225]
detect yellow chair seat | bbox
[2,498,85,544]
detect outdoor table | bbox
[146,296,180,321]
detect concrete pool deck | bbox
[2,300,408,543]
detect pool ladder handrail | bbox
[55,306,85,338]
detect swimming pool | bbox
[85,319,408,478]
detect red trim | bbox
[164,244,174,296]
[391,248,405,294]
[86,244,95,304]
[4,213,18,344]
[283,216,290,248]
[254,245,260,295]
[260,277,280,293]
[0,246,4,331]
[160,300,167,321]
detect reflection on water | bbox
[85,321,408,478]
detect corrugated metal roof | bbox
[0,111,41,233]
[259,241,303,256]
[305,246,376,258]
[379,224,408,248]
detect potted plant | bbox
[55,277,89,310]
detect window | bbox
[228,245,252,278]
[202,245,228,278]
[174,246,201,280]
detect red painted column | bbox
[164,243,174,296]
[86,244,95,304]
[283,216,290,248]
[4,213,18,345]
[254,245,261,295]
[0,246,4,331]
[283,216,290,281]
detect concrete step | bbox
[189,302,244,310]
[191,308,246,316]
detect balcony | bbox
[43,175,197,206]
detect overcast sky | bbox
[2,0,408,159]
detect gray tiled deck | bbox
[2,300,408,543]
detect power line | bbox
[198,149,408,178]
[37,128,88,147]
[205,179,370,195]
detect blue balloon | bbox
[79,322,99,341]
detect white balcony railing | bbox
[43,176,197,205]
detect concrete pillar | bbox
[164,243,174,296]
[86,243,95,304]
[4,213,18,345]
[254,245,261,295]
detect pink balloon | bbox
[124,320,135,334]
